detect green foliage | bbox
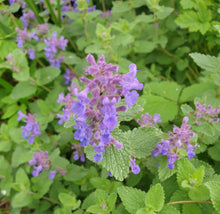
[0,0,220,213]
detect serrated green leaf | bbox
[133,40,157,53]
[189,53,220,73]
[117,186,146,214]
[63,51,80,65]
[145,183,164,211]
[11,191,33,208]
[64,164,88,182]
[0,140,11,152]
[1,104,19,119]
[180,83,216,103]
[206,181,220,213]
[180,0,197,9]
[59,193,76,207]
[145,81,182,102]
[190,166,204,187]
[160,205,181,214]
[177,159,195,188]
[193,123,214,137]
[64,116,76,128]
[123,127,160,158]
[85,143,130,181]
[15,168,30,190]
[158,156,177,182]
[32,171,53,199]
[182,203,202,214]
[208,143,220,161]
[11,81,37,100]
[12,49,30,81]
[181,104,194,116]
[188,184,210,201]
[112,1,131,13]
[156,6,173,20]
[197,1,212,23]
[140,95,178,122]
[35,67,61,85]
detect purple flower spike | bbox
[152,117,196,169]
[49,170,57,180]
[130,156,140,174]
[18,111,41,144]
[94,152,103,162]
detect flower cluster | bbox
[44,31,68,68]
[16,28,38,59]
[194,102,220,125]
[21,10,36,28]
[57,54,143,163]
[28,151,67,179]
[17,111,41,144]
[130,155,140,174]
[151,117,196,169]
[137,113,161,127]
[72,143,85,162]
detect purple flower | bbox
[21,10,36,28]
[44,32,68,68]
[94,152,103,162]
[18,111,41,144]
[137,113,161,127]
[64,68,76,85]
[152,117,196,169]
[28,49,35,60]
[72,143,86,162]
[29,151,50,177]
[195,102,220,124]
[130,156,140,174]
[49,170,57,179]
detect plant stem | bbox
[168,200,212,205]
[42,196,60,204]
[68,38,79,53]
[101,0,106,12]
[29,77,51,92]
[36,59,46,67]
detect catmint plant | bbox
[152,117,196,169]
[58,54,143,162]
[44,31,68,68]
[17,111,41,144]
[194,102,220,125]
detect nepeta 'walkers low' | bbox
[58,54,143,165]
[17,111,41,144]
[152,117,196,169]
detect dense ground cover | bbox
[0,0,220,213]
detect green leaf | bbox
[32,171,53,199]
[59,193,76,208]
[190,166,204,187]
[117,186,146,214]
[0,140,11,152]
[175,11,210,34]
[122,127,161,159]
[11,49,30,81]
[182,203,202,214]
[177,159,195,188]
[63,52,80,65]
[205,182,220,213]
[180,0,197,9]
[64,164,88,182]
[158,156,177,182]
[15,168,30,190]
[64,116,76,128]
[208,143,220,161]
[11,191,33,208]
[160,205,181,214]
[180,83,216,103]
[139,95,178,123]
[181,104,194,116]
[134,40,157,54]
[189,53,220,73]
[145,81,182,102]
[112,1,131,13]
[35,67,61,85]
[188,184,210,201]
[1,104,19,119]
[156,6,173,20]
[145,184,164,211]
[197,1,212,23]
[8,3,20,12]
[85,143,130,181]
[11,81,37,100]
